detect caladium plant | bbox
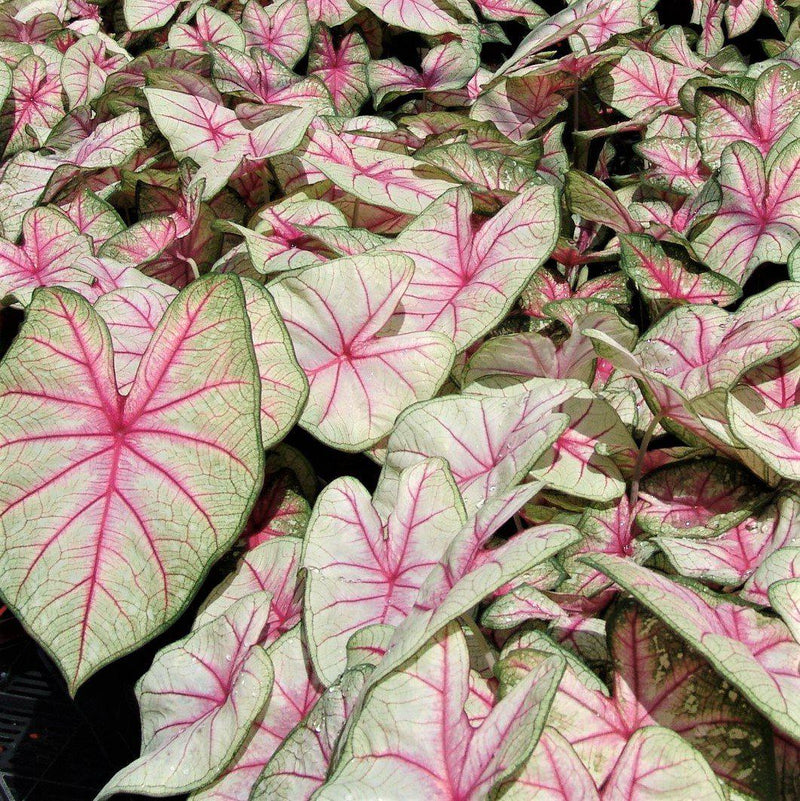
[3,0,800,798]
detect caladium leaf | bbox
[61,36,128,110]
[300,126,459,215]
[596,50,697,119]
[692,140,800,284]
[269,251,456,450]
[696,66,800,168]
[97,592,274,799]
[308,28,370,117]
[619,233,741,309]
[637,136,710,195]
[191,626,321,801]
[355,0,468,36]
[195,537,302,641]
[589,554,800,740]
[636,458,765,539]
[362,484,580,690]
[0,275,263,692]
[251,664,370,799]
[602,727,725,801]
[303,458,465,685]
[383,182,560,350]
[319,623,564,799]
[241,0,311,67]
[378,379,580,513]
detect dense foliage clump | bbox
[1,0,800,797]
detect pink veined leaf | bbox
[382,183,560,349]
[565,169,643,234]
[306,0,357,25]
[58,188,125,250]
[191,627,322,801]
[596,50,697,118]
[0,206,163,305]
[619,233,740,308]
[300,125,459,215]
[377,380,580,513]
[497,0,640,76]
[655,494,796,588]
[251,664,370,799]
[635,458,765,539]
[503,602,772,796]
[369,35,479,107]
[268,251,456,451]
[602,727,725,800]
[96,277,307,445]
[302,458,466,685]
[693,0,726,56]
[94,286,177,394]
[0,275,263,692]
[471,71,575,140]
[355,0,468,36]
[241,0,311,68]
[692,140,800,284]
[530,391,637,502]
[472,0,547,24]
[636,136,711,195]
[144,89,248,165]
[725,0,763,36]
[98,215,178,269]
[124,0,178,30]
[317,624,565,800]
[1,54,64,156]
[60,35,129,109]
[308,28,370,117]
[362,484,580,692]
[168,6,246,54]
[589,554,800,741]
[499,727,599,799]
[696,66,800,168]
[96,593,274,798]
[195,537,303,642]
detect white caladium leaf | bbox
[597,50,698,119]
[501,603,773,797]
[195,537,303,641]
[97,592,274,799]
[355,0,468,36]
[636,458,765,539]
[589,554,800,740]
[191,626,321,801]
[124,0,178,29]
[378,380,580,513]
[382,183,560,350]
[300,126,459,215]
[308,28,370,117]
[319,624,564,799]
[303,458,465,685]
[696,66,800,168]
[95,277,306,445]
[269,251,455,450]
[61,36,129,109]
[619,233,741,309]
[0,275,263,692]
[241,0,311,67]
[692,140,800,284]
[602,727,725,801]
[362,485,580,690]
[251,664,370,799]
[637,136,709,195]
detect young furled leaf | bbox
[0,276,263,692]
[269,251,455,450]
